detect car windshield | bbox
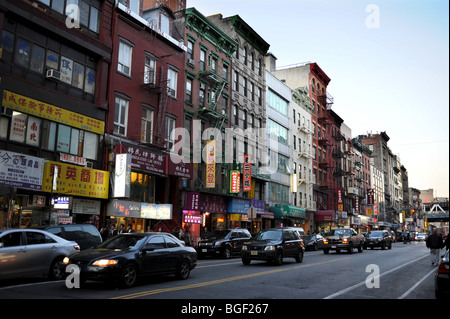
[369,231,383,238]
[97,234,147,250]
[202,230,230,240]
[255,230,282,241]
[327,229,352,236]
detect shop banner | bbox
[228,197,251,214]
[113,153,131,198]
[183,214,202,224]
[41,161,109,199]
[230,170,240,193]
[2,90,104,134]
[120,144,166,175]
[367,188,374,206]
[141,203,172,220]
[72,198,101,215]
[205,140,215,188]
[183,191,227,214]
[0,150,44,190]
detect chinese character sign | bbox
[230,170,240,194]
[206,140,215,188]
[0,150,44,190]
[42,161,109,199]
[243,154,251,192]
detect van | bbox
[288,227,306,240]
[37,224,102,250]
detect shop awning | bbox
[271,204,306,219]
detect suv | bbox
[241,228,304,265]
[196,229,252,259]
[37,224,102,250]
[323,228,364,254]
[288,227,306,241]
[363,230,392,250]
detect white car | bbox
[417,233,427,241]
[0,229,80,281]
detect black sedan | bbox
[241,228,304,265]
[303,234,325,251]
[435,250,449,299]
[63,233,197,288]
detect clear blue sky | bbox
[187,0,449,198]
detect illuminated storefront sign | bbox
[205,140,215,188]
[243,154,251,192]
[141,203,173,220]
[0,150,44,190]
[230,170,240,193]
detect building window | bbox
[243,77,247,97]
[187,40,194,61]
[141,107,154,144]
[144,55,157,84]
[243,47,247,65]
[234,71,239,91]
[186,78,192,103]
[200,49,206,71]
[165,117,175,150]
[233,106,239,125]
[167,68,178,98]
[160,14,169,34]
[267,89,288,116]
[114,96,128,136]
[118,41,132,76]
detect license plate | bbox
[202,249,207,253]
[331,245,336,249]
[251,251,258,256]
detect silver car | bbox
[0,229,80,281]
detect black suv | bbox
[363,230,392,250]
[37,224,102,250]
[196,229,252,259]
[241,228,304,265]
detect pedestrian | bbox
[118,224,125,234]
[179,227,184,240]
[126,223,135,233]
[426,230,444,266]
[108,224,118,238]
[183,226,191,246]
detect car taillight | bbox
[438,263,449,274]
[74,245,80,251]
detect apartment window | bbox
[187,41,194,61]
[165,117,175,150]
[186,78,192,103]
[293,135,296,149]
[141,107,154,144]
[257,59,262,76]
[233,106,239,125]
[257,87,262,106]
[200,49,206,71]
[83,131,98,160]
[160,14,169,34]
[114,96,128,136]
[118,41,132,76]
[267,119,288,144]
[199,87,205,107]
[243,110,247,129]
[243,77,247,97]
[243,47,247,65]
[234,71,239,91]
[167,68,178,98]
[144,55,157,84]
[250,52,255,70]
[250,82,254,101]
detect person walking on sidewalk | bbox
[426,230,444,266]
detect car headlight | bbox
[214,241,224,247]
[242,246,248,251]
[264,246,275,251]
[92,259,118,267]
[63,257,70,265]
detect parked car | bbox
[196,228,252,259]
[417,233,427,241]
[304,234,325,251]
[241,228,304,265]
[0,229,80,281]
[435,250,449,299]
[363,230,392,250]
[400,231,412,243]
[63,232,197,288]
[36,224,102,250]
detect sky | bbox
[187,0,449,198]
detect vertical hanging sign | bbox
[230,170,240,193]
[206,140,215,188]
[243,154,251,192]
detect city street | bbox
[0,241,441,301]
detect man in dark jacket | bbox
[426,230,444,265]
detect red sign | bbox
[337,188,343,204]
[230,170,240,193]
[367,188,374,206]
[243,154,251,192]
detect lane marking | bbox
[397,267,436,299]
[323,254,428,299]
[111,257,351,299]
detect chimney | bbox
[265,52,277,72]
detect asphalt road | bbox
[0,241,442,301]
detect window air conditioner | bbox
[46,69,61,81]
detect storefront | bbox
[315,210,336,233]
[271,204,306,228]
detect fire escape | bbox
[317,92,334,190]
[141,67,170,149]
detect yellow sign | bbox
[338,203,343,211]
[2,90,104,135]
[42,161,109,199]
[205,140,215,188]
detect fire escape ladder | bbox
[153,66,170,148]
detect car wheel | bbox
[347,245,353,254]
[388,242,392,250]
[223,247,232,259]
[381,242,386,250]
[48,257,64,280]
[312,243,317,251]
[295,251,303,263]
[242,258,251,265]
[120,263,138,288]
[176,259,191,280]
[323,249,329,254]
[358,243,363,253]
[273,251,283,266]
